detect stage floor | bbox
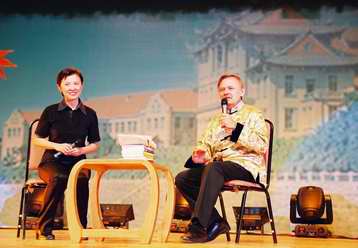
[1,229,357,248]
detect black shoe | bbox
[36,231,55,240]
[181,230,208,243]
[207,219,230,241]
[181,222,208,243]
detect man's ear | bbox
[240,88,246,97]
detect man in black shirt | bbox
[34,67,100,240]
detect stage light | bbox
[100,204,134,228]
[290,186,333,237]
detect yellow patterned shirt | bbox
[196,103,269,181]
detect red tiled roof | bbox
[84,88,197,119]
[331,28,358,56]
[84,91,153,119]
[18,89,197,121]
[256,9,310,27]
[342,28,358,42]
[20,110,41,124]
[160,89,197,112]
[286,34,333,56]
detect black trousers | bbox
[37,161,89,235]
[175,160,255,228]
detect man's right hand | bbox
[192,149,207,164]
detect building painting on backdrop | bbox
[0,7,358,237]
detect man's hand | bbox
[192,148,207,164]
[220,113,236,134]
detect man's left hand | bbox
[220,113,236,134]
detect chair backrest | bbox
[264,119,274,189]
[24,119,46,181]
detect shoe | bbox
[36,231,55,240]
[181,222,208,243]
[181,230,208,243]
[207,219,230,241]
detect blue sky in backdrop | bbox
[0,13,219,134]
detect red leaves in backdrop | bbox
[0,50,17,79]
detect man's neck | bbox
[229,100,244,113]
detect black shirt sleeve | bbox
[87,108,101,144]
[35,106,51,138]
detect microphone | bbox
[221,98,228,114]
[54,139,81,158]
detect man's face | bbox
[217,76,245,108]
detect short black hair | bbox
[56,67,83,86]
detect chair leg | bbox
[236,190,248,243]
[265,190,277,243]
[218,193,230,241]
[16,187,26,238]
[21,190,28,239]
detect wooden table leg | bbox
[138,160,160,244]
[155,165,175,242]
[90,169,106,230]
[65,165,83,243]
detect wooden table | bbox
[65,159,175,244]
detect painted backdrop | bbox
[1,6,358,238]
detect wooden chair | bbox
[16,119,48,239]
[218,119,277,243]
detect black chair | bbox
[16,119,48,239]
[218,119,277,243]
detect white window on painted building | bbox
[217,45,223,68]
[305,78,315,95]
[175,116,181,129]
[115,122,119,133]
[285,108,297,130]
[328,105,339,117]
[328,75,338,92]
[188,117,195,129]
[160,117,165,128]
[102,123,107,133]
[154,118,158,129]
[284,75,294,96]
[108,123,112,134]
[133,121,137,132]
[128,122,132,132]
[147,118,152,129]
[120,122,125,132]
